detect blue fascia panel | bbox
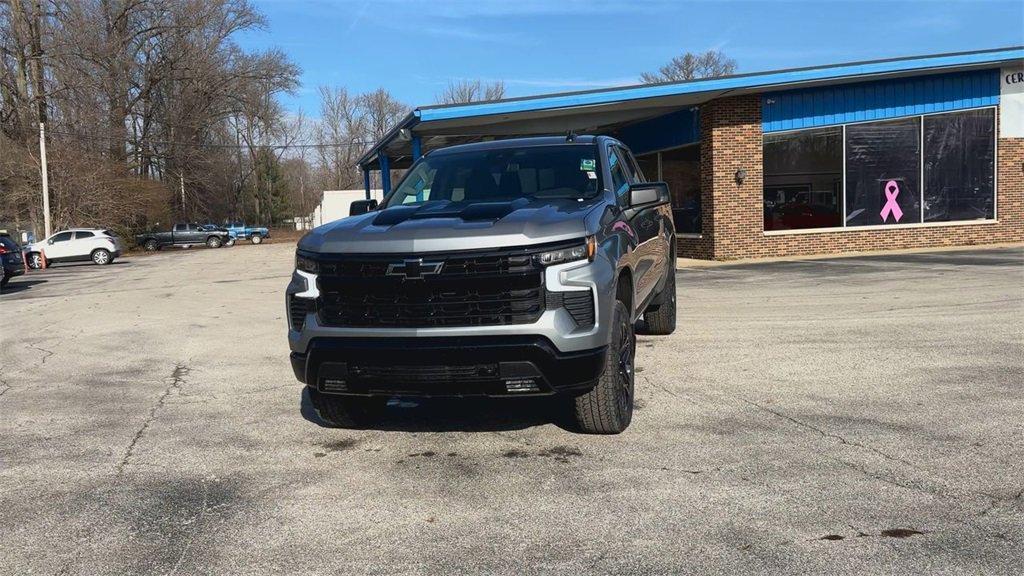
[418,48,1021,123]
[763,68,1000,132]
[616,109,700,155]
[379,154,391,193]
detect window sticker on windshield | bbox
[580,158,596,171]
[586,171,597,180]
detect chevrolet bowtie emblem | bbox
[386,258,443,280]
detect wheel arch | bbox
[616,267,633,317]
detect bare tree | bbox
[0,0,301,236]
[640,50,737,84]
[315,85,366,189]
[360,87,407,141]
[436,78,505,104]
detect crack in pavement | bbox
[740,398,919,470]
[27,341,55,365]
[826,458,1022,544]
[979,487,1024,517]
[115,363,190,475]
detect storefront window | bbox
[660,146,701,234]
[763,127,842,231]
[762,107,995,232]
[845,117,922,226]
[923,109,995,222]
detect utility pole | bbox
[180,173,186,219]
[39,122,51,238]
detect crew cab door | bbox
[172,223,201,244]
[608,144,668,312]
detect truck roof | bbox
[428,135,607,157]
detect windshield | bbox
[383,144,601,208]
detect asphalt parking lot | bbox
[1,243,1022,575]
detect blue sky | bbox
[238,0,1024,116]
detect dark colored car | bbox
[0,235,26,288]
[136,223,231,251]
[286,135,677,434]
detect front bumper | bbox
[291,336,606,397]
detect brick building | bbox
[359,47,1023,260]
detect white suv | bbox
[26,228,124,268]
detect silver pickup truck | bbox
[286,135,676,433]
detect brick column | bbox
[699,95,764,260]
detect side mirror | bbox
[350,199,379,216]
[47,239,55,245]
[628,182,670,208]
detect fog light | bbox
[505,378,540,393]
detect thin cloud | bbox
[499,77,638,89]
[296,0,681,18]
[419,74,637,92]
[365,16,529,44]
[346,1,370,32]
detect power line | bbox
[4,125,376,150]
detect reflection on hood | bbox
[300,196,601,254]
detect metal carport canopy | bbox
[358,46,1024,170]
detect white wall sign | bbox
[1001,66,1024,138]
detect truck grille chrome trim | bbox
[311,244,582,328]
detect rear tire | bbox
[250,234,263,245]
[572,300,635,434]
[309,390,385,428]
[91,249,111,265]
[143,239,159,251]
[206,236,222,249]
[638,260,677,335]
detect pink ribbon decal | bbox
[880,180,903,223]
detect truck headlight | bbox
[295,254,319,274]
[535,236,596,266]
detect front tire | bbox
[27,252,43,269]
[91,249,112,265]
[143,239,159,251]
[573,300,635,434]
[309,390,385,428]
[250,234,263,245]
[206,236,223,249]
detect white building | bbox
[296,189,383,230]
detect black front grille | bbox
[289,296,313,330]
[351,363,499,383]
[314,245,559,328]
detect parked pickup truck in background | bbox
[136,223,231,251]
[225,222,270,244]
[200,224,236,246]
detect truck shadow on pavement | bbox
[1,279,47,294]
[299,388,573,433]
